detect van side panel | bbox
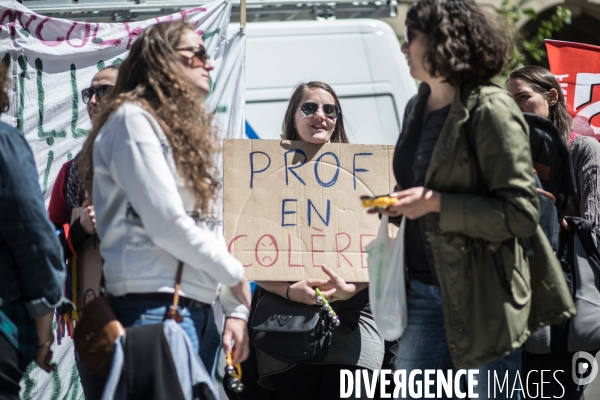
[240,19,417,144]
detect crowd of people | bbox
[1,0,599,399]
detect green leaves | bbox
[495,0,572,82]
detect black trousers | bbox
[271,364,374,400]
[0,334,32,400]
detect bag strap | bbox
[171,261,184,310]
[164,261,185,322]
[100,257,106,293]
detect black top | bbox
[393,104,450,285]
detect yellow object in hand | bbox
[225,353,244,393]
[361,196,398,208]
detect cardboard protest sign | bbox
[224,139,396,282]
[0,0,245,204]
[546,39,600,138]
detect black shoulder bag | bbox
[250,287,339,364]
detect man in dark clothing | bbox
[0,66,67,399]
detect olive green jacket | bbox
[395,82,576,369]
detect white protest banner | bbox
[0,2,244,398]
[0,0,245,201]
[224,139,396,282]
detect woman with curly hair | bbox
[77,21,250,398]
[372,1,574,398]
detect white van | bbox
[233,19,417,145]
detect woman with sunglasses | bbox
[48,65,118,264]
[76,21,250,398]
[244,82,384,400]
[374,1,574,399]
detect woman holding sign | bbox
[248,82,384,400]
[373,0,575,399]
[77,21,250,398]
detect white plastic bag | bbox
[366,215,407,341]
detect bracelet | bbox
[315,288,340,327]
[286,283,292,301]
[37,338,53,349]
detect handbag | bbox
[69,207,103,314]
[74,261,184,377]
[366,214,407,341]
[250,289,337,364]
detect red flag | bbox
[546,39,600,138]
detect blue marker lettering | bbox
[281,199,297,227]
[284,149,307,186]
[307,199,331,227]
[249,151,271,189]
[314,152,340,188]
[353,152,373,190]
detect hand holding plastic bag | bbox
[366,215,407,341]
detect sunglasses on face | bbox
[81,84,113,104]
[176,44,208,66]
[297,102,340,119]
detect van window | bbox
[245,94,400,145]
[340,94,400,144]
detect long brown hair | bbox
[282,81,349,143]
[508,65,573,145]
[406,0,513,86]
[78,21,220,213]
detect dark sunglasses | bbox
[298,102,339,119]
[175,44,208,65]
[81,84,113,104]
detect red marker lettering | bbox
[335,232,353,268]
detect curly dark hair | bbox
[282,81,349,143]
[406,0,513,86]
[78,21,220,214]
[508,65,573,146]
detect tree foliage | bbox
[495,0,571,80]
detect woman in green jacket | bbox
[374,1,575,398]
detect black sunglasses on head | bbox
[175,44,208,63]
[81,85,113,104]
[298,102,339,119]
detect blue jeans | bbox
[77,295,220,400]
[395,278,523,400]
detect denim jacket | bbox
[0,121,66,318]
